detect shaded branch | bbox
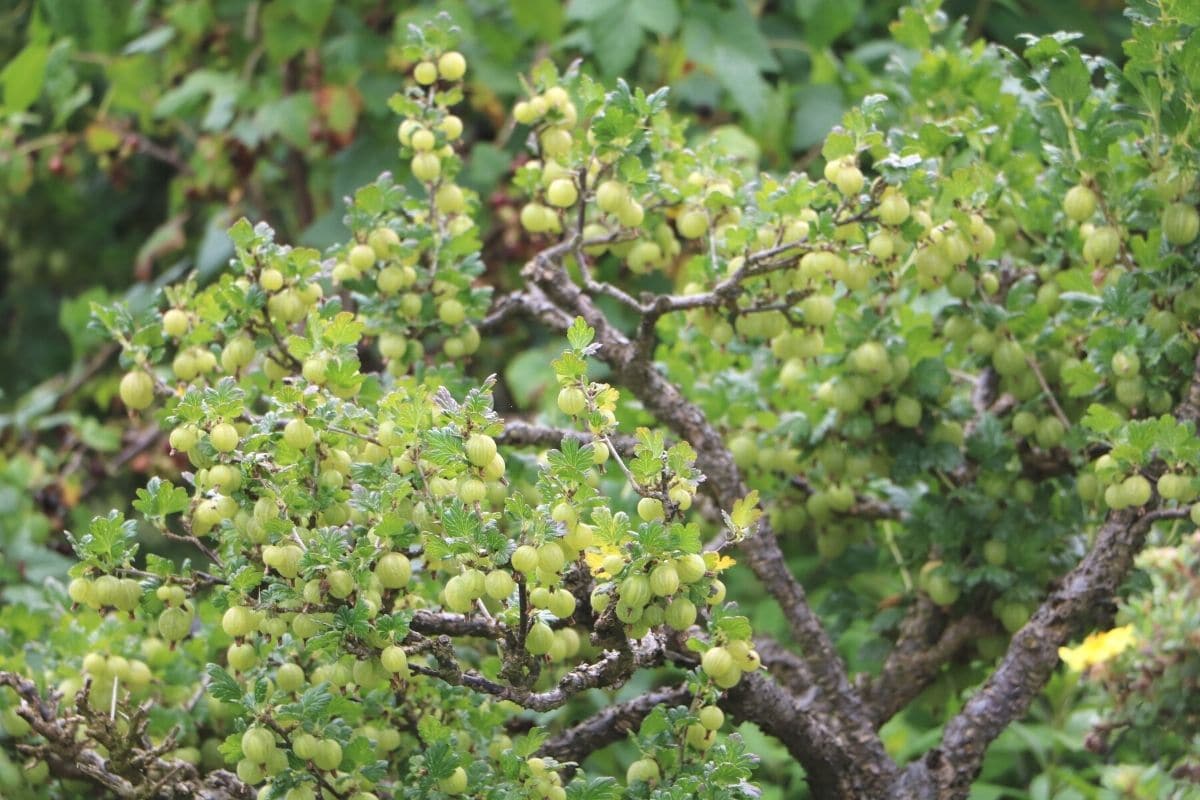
[0,671,251,800]
[411,632,667,713]
[538,683,693,764]
[498,420,639,457]
[860,599,994,726]
[517,252,897,794]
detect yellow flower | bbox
[1058,625,1136,672]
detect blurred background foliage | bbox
[0,1,1161,798]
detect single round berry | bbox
[413,61,438,85]
[557,386,587,416]
[437,51,467,81]
[209,422,239,452]
[119,370,155,411]
[1063,184,1098,222]
[546,178,578,208]
[1164,202,1200,245]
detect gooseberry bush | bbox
[3,2,1200,798]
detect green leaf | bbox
[418,714,451,744]
[1081,403,1124,434]
[321,312,365,347]
[715,615,752,641]
[791,84,845,150]
[2,42,49,112]
[206,664,244,704]
[910,358,950,401]
[511,0,565,39]
[1047,51,1091,104]
[566,776,622,800]
[729,491,762,531]
[632,0,679,35]
[567,316,595,351]
[133,478,190,519]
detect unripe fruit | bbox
[877,188,911,226]
[283,418,315,450]
[169,424,199,452]
[277,663,304,692]
[893,395,922,428]
[68,577,93,606]
[1063,184,1097,222]
[435,183,466,215]
[511,545,539,575]
[1083,225,1120,265]
[1163,202,1199,245]
[438,299,466,326]
[228,642,257,671]
[983,539,1008,567]
[637,497,665,522]
[440,766,468,795]
[222,606,257,638]
[439,115,463,140]
[1111,349,1140,378]
[701,646,733,678]
[675,553,707,584]
[259,268,284,291]
[537,541,566,573]
[411,152,441,182]
[526,621,555,655]
[436,50,467,81]
[1123,474,1152,507]
[158,607,192,642]
[619,575,651,609]
[348,244,376,272]
[237,758,264,784]
[463,434,497,468]
[327,569,355,599]
[686,722,715,751]
[595,180,627,213]
[209,422,238,452]
[413,61,438,85]
[546,178,578,208]
[459,477,486,504]
[483,453,506,481]
[114,578,142,612]
[162,308,189,338]
[557,386,587,416]
[548,589,576,619]
[699,705,725,731]
[381,645,408,674]
[292,732,318,760]
[540,128,572,159]
[1035,416,1066,449]
[484,569,515,600]
[664,597,697,630]
[242,727,275,764]
[924,573,960,606]
[626,758,660,785]
[312,739,342,771]
[410,128,435,152]
[374,554,412,592]
[677,208,708,239]
[443,576,474,613]
[835,164,864,196]
[590,588,611,614]
[649,563,679,596]
[530,587,552,609]
[119,370,155,411]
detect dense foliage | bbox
[3,1,1200,799]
